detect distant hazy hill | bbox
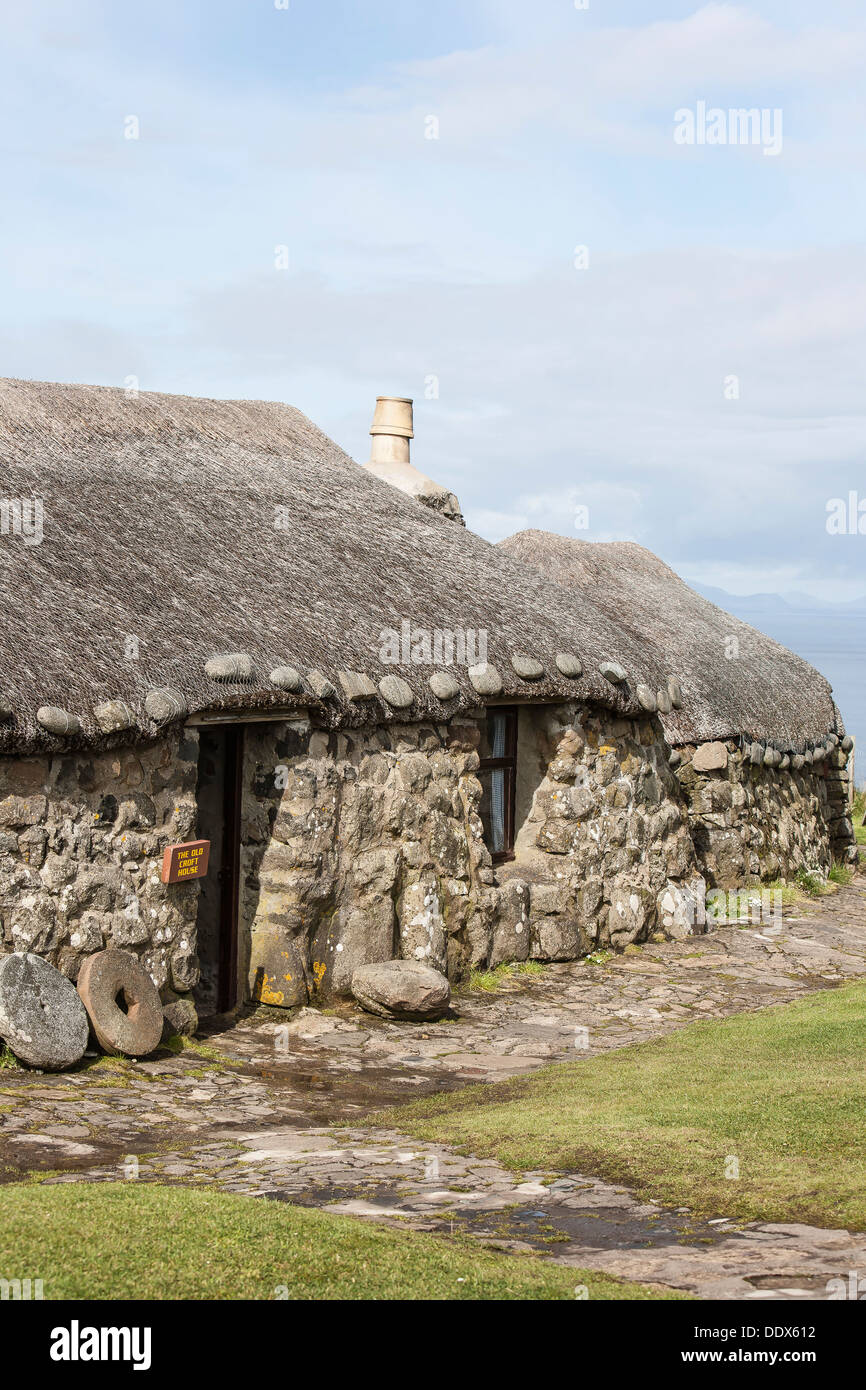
[692,584,864,786]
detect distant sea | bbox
[693,586,865,787]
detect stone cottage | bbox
[0,378,855,1031]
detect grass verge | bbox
[0,1182,681,1300]
[374,982,866,1230]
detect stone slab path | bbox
[2,878,865,1300]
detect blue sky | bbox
[2,0,865,601]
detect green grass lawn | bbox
[0,1182,679,1300]
[375,982,866,1230]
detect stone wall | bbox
[240,702,705,1006]
[1,707,855,1020]
[0,730,202,1008]
[675,738,856,887]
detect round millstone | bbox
[36,706,81,736]
[77,950,164,1057]
[667,677,683,709]
[635,684,657,712]
[93,700,135,734]
[144,687,187,724]
[269,666,302,693]
[205,653,254,683]
[0,952,89,1070]
[555,653,582,679]
[511,654,544,681]
[599,661,627,684]
[468,663,503,696]
[655,687,673,714]
[429,671,459,701]
[378,675,414,709]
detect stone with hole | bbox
[0,952,89,1070]
[77,949,164,1056]
[351,960,451,1021]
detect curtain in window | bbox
[489,714,506,852]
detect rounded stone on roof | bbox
[780,753,791,769]
[636,684,657,712]
[205,653,254,683]
[307,670,337,699]
[468,663,503,696]
[599,660,627,684]
[378,675,414,709]
[655,687,673,715]
[269,666,302,693]
[511,654,544,681]
[749,741,764,765]
[0,699,13,723]
[802,748,813,765]
[93,700,134,734]
[555,652,582,678]
[792,753,805,770]
[144,687,188,724]
[429,671,459,701]
[337,670,377,702]
[36,706,81,736]
[667,677,683,709]
[841,734,854,753]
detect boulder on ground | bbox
[351,959,451,1021]
[0,951,89,1070]
[161,991,199,1040]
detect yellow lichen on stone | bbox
[256,972,285,1006]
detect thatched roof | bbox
[498,530,839,750]
[0,378,699,755]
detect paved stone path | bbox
[2,878,865,1300]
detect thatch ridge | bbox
[497,529,838,749]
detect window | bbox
[478,707,517,862]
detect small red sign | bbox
[161,839,211,884]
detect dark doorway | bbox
[194,726,243,1016]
